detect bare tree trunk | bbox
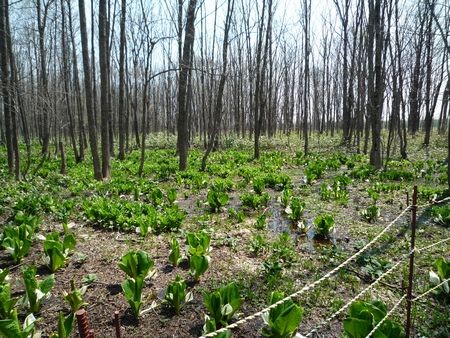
[201,0,234,171]
[78,0,102,180]
[0,0,15,177]
[61,0,80,163]
[333,0,351,144]
[439,80,450,134]
[408,11,426,135]
[423,0,436,147]
[67,0,85,161]
[118,0,126,160]
[253,0,267,159]
[177,0,198,170]
[36,0,53,157]
[99,0,111,178]
[302,0,311,155]
[367,0,384,169]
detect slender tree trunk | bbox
[253,0,267,159]
[201,0,234,171]
[408,13,426,135]
[118,0,126,160]
[99,0,111,178]
[67,0,85,161]
[177,0,198,170]
[423,0,436,147]
[302,0,310,155]
[78,0,102,180]
[367,0,384,169]
[61,0,80,163]
[0,0,15,177]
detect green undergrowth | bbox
[0,133,449,336]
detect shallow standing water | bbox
[267,201,336,252]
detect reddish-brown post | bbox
[76,309,94,338]
[405,185,418,337]
[114,310,122,338]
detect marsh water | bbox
[267,201,337,252]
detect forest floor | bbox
[0,134,449,338]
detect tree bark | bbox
[99,0,111,178]
[78,0,102,180]
[367,0,384,169]
[118,0,126,160]
[177,0,198,170]
[0,0,14,177]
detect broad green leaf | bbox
[0,268,9,284]
[118,250,154,280]
[121,279,142,316]
[270,303,303,337]
[39,275,55,295]
[0,283,17,319]
[0,317,22,337]
[63,234,76,251]
[56,312,74,338]
[343,317,372,338]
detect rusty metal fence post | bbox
[114,310,122,338]
[76,309,95,338]
[405,185,418,338]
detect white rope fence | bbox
[412,277,450,302]
[200,195,449,338]
[416,196,450,209]
[415,237,450,253]
[365,295,407,338]
[199,206,411,338]
[302,236,450,337]
[302,259,406,337]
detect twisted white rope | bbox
[199,206,411,338]
[416,196,450,209]
[365,295,407,338]
[415,237,450,254]
[302,233,450,337]
[302,259,405,337]
[412,277,450,302]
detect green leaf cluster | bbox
[0,310,38,338]
[360,205,380,223]
[186,230,211,281]
[228,208,245,223]
[118,250,154,316]
[169,238,183,267]
[203,282,242,329]
[262,291,303,338]
[0,269,16,320]
[63,280,87,313]
[22,265,55,314]
[1,212,39,263]
[50,312,74,338]
[287,197,305,222]
[43,232,76,272]
[304,160,326,183]
[313,214,335,238]
[240,192,270,209]
[207,189,229,213]
[164,275,192,314]
[343,300,405,338]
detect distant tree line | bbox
[0,0,449,181]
